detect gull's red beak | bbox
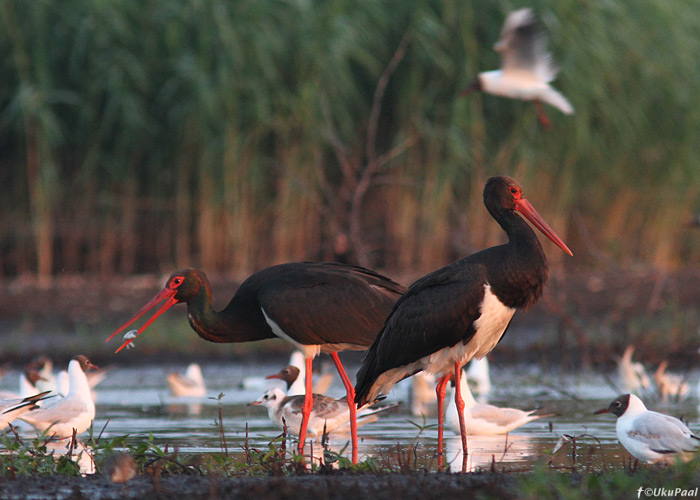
[515,198,573,256]
[593,408,610,415]
[265,371,284,381]
[106,287,179,353]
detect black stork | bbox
[106,262,405,463]
[354,176,572,470]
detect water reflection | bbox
[446,434,536,472]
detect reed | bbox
[0,0,698,278]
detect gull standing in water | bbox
[167,363,207,397]
[595,394,700,464]
[462,8,574,128]
[19,355,98,438]
[617,345,651,395]
[249,387,396,439]
[447,374,549,435]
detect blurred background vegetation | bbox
[0,0,698,282]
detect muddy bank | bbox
[0,472,520,500]
[1,267,699,368]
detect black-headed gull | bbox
[266,362,334,397]
[595,393,700,464]
[447,373,550,435]
[462,8,573,128]
[249,387,395,439]
[18,355,98,438]
[167,363,206,397]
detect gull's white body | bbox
[446,375,546,435]
[617,346,651,394]
[285,351,307,396]
[476,8,573,115]
[654,361,689,402]
[465,357,491,397]
[602,394,700,464]
[167,363,206,397]
[19,358,96,438]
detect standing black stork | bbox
[106,262,405,464]
[354,176,572,470]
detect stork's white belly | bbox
[425,284,514,373]
[261,308,321,359]
[370,285,514,398]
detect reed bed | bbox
[0,0,698,279]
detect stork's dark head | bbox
[106,268,210,352]
[162,268,208,303]
[484,176,572,256]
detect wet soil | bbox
[0,471,520,500]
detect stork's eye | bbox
[510,187,519,195]
[170,276,184,289]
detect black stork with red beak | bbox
[354,176,573,470]
[106,262,405,464]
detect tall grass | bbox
[0,0,698,279]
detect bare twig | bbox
[350,27,414,266]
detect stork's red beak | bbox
[514,198,573,256]
[105,287,179,353]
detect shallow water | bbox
[3,360,698,473]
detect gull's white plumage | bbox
[464,8,573,123]
[0,392,52,428]
[446,373,548,435]
[19,356,97,438]
[167,363,206,397]
[596,394,700,464]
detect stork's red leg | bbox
[454,362,469,472]
[330,352,358,464]
[298,356,314,456]
[435,373,450,470]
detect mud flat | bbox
[0,472,519,500]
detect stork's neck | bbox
[485,209,548,309]
[184,286,274,344]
